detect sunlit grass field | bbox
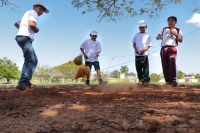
[0,78,200,88]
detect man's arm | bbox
[28,20,39,33]
[96,51,100,57]
[14,23,20,29]
[133,43,140,54]
[139,46,151,55]
[170,28,182,42]
[156,34,164,40]
[80,48,88,59]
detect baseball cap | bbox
[34,2,49,13]
[138,20,147,27]
[90,30,98,36]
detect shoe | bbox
[166,82,172,85]
[143,82,149,86]
[16,83,34,92]
[138,82,144,85]
[85,80,90,86]
[27,82,36,89]
[172,81,178,87]
[99,79,108,85]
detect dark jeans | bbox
[135,56,150,82]
[15,36,38,84]
[160,46,177,84]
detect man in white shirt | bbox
[156,16,183,87]
[14,2,49,92]
[80,30,107,85]
[133,20,152,86]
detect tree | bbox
[72,0,200,21]
[92,72,107,82]
[120,65,129,75]
[195,73,200,80]
[177,70,185,79]
[149,73,161,82]
[0,57,20,83]
[110,70,119,78]
[126,72,136,76]
[53,61,85,82]
[33,64,64,83]
[0,0,23,12]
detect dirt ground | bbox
[0,84,200,133]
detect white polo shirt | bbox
[159,28,183,47]
[16,10,38,41]
[80,39,101,62]
[132,32,152,56]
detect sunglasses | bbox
[139,27,145,28]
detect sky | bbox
[0,0,200,75]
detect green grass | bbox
[1,80,200,88]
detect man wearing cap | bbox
[14,2,49,92]
[132,20,152,86]
[80,30,107,85]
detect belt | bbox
[161,45,175,49]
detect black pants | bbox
[135,56,150,82]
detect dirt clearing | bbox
[0,84,200,133]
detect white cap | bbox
[138,20,147,27]
[90,30,98,36]
[33,2,49,14]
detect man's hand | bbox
[135,49,140,54]
[84,53,88,59]
[170,28,177,36]
[96,52,100,57]
[156,35,164,40]
[139,50,145,55]
[30,26,39,33]
[29,20,39,33]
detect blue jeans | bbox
[15,36,38,84]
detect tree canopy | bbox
[0,57,20,83]
[1,0,199,21]
[149,73,161,82]
[53,61,85,81]
[177,70,185,79]
[72,0,200,21]
[120,65,129,75]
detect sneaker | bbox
[27,82,36,89]
[172,81,178,87]
[16,83,34,92]
[99,79,108,85]
[143,82,149,86]
[138,82,144,85]
[85,80,90,86]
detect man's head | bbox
[33,2,49,16]
[90,30,98,41]
[138,20,147,33]
[167,16,177,28]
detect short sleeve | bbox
[132,34,137,43]
[97,42,101,52]
[147,35,152,46]
[159,29,163,35]
[80,40,87,49]
[29,10,38,22]
[178,30,183,38]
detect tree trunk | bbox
[7,78,10,84]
